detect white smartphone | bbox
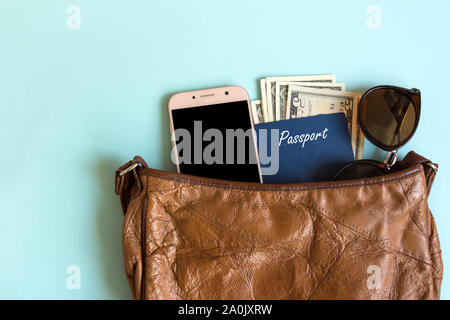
[168,86,262,182]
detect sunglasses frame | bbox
[333,159,390,180]
[358,85,421,152]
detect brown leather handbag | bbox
[114,151,443,300]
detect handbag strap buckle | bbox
[114,156,149,214]
[384,150,398,169]
[119,162,139,176]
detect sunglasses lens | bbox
[359,88,417,149]
[334,161,387,181]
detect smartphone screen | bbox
[171,100,261,182]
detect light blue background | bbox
[0,0,449,299]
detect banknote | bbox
[355,122,364,159]
[276,82,346,120]
[286,86,363,158]
[251,100,264,125]
[260,79,269,122]
[265,75,336,122]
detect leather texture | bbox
[114,151,443,300]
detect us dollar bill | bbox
[259,79,270,122]
[265,75,336,122]
[251,100,264,125]
[286,86,363,158]
[277,82,346,120]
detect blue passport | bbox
[255,113,354,183]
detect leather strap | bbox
[393,151,438,196]
[114,156,148,215]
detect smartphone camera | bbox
[192,96,196,99]
[225,91,229,95]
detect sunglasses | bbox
[334,85,421,180]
